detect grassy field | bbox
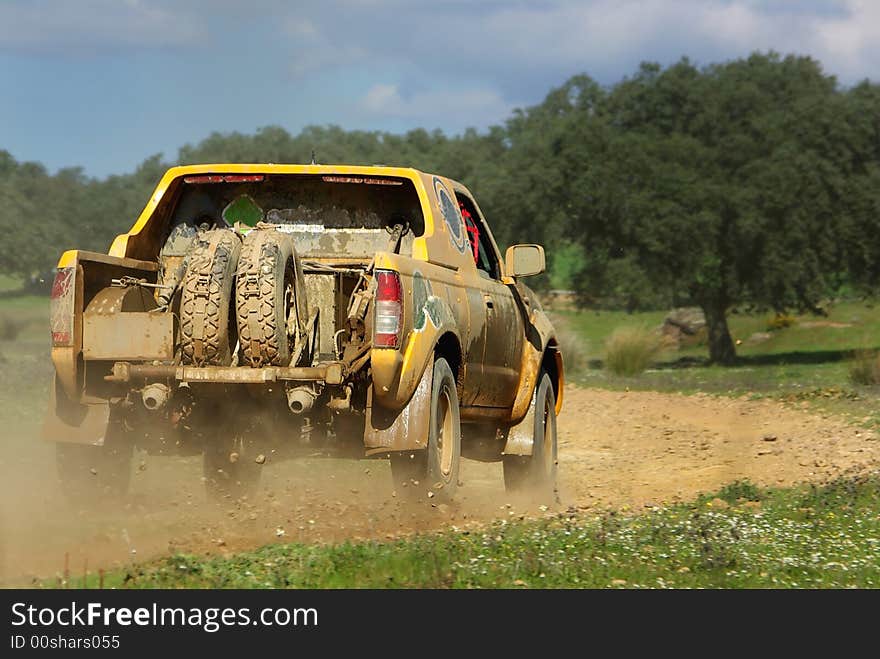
[549,300,880,430]
[554,300,880,363]
[60,474,880,589]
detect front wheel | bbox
[390,356,461,501]
[503,370,557,500]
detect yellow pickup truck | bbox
[44,164,563,502]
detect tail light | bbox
[50,267,75,346]
[374,270,402,348]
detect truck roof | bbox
[163,162,436,181]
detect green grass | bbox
[553,300,880,363]
[61,474,880,589]
[551,300,880,431]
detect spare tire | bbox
[236,229,306,367]
[180,229,241,366]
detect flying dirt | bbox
[1,385,878,585]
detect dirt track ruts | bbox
[1,385,878,584]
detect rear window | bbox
[167,174,424,258]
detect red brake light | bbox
[183,175,265,184]
[50,267,75,346]
[374,270,402,348]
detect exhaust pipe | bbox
[142,383,170,411]
[287,386,316,414]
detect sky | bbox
[1,0,879,178]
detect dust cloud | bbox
[3,385,879,586]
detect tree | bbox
[497,54,871,363]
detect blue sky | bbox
[1,0,878,178]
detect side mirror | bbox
[505,244,545,278]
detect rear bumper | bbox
[105,361,347,385]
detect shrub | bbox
[849,349,880,385]
[766,313,796,331]
[603,326,665,376]
[715,480,763,505]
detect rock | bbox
[610,579,627,586]
[661,307,706,346]
[254,454,266,465]
[762,434,778,442]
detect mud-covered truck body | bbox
[44,164,563,501]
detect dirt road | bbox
[1,386,878,584]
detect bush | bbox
[849,349,880,385]
[767,313,796,331]
[603,326,665,376]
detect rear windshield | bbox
[167,174,424,258]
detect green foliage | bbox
[548,243,585,291]
[603,326,665,376]
[702,480,764,506]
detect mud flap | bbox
[364,358,433,455]
[41,377,110,446]
[503,383,536,456]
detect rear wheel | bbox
[390,357,461,501]
[180,229,241,366]
[56,422,133,506]
[236,229,301,367]
[503,370,557,499]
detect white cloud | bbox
[362,83,401,112]
[282,14,368,78]
[4,1,879,83]
[0,0,204,53]
[359,83,513,125]
[275,1,880,86]
[470,0,880,82]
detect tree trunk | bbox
[702,302,737,365]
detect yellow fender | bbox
[366,293,461,454]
